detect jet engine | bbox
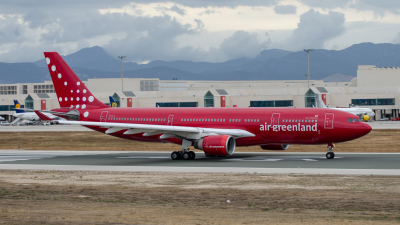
[361,115,369,121]
[260,144,289,150]
[194,135,236,156]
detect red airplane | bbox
[39,52,372,160]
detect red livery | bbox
[41,52,372,160]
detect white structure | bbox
[1,65,399,121]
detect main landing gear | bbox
[171,150,196,160]
[326,143,335,159]
[171,139,196,160]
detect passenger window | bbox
[245,119,247,122]
[282,119,284,122]
[229,119,231,122]
[217,119,219,122]
[311,120,314,122]
[223,119,225,122]
[239,119,241,122]
[251,119,253,122]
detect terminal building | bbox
[0,65,399,121]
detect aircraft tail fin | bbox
[43,52,110,110]
[34,110,53,121]
[109,96,119,107]
[13,100,26,113]
[316,94,327,108]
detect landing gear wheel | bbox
[171,151,180,160]
[183,152,191,160]
[326,152,335,159]
[189,151,196,160]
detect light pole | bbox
[304,49,313,89]
[118,56,126,92]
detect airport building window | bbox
[352,98,395,106]
[377,98,395,105]
[0,86,17,95]
[33,84,55,93]
[305,89,316,108]
[25,95,34,109]
[140,80,159,91]
[0,105,24,111]
[250,100,293,107]
[204,91,214,107]
[23,85,28,94]
[112,93,120,107]
[156,102,198,107]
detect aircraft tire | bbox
[326,152,335,159]
[171,151,180,160]
[189,151,196,160]
[183,152,191,160]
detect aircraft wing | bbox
[58,120,255,140]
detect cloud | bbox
[198,9,220,16]
[0,0,272,63]
[218,31,269,59]
[274,5,297,15]
[279,9,346,50]
[298,0,351,9]
[299,0,400,17]
[157,5,186,15]
[0,0,279,13]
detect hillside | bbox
[0,43,399,84]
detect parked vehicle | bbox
[391,117,398,121]
[380,118,390,121]
[0,121,10,126]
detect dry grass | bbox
[0,129,399,152]
[0,170,400,224]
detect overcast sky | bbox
[1,0,400,63]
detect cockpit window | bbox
[347,118,352,122]
[352,118,356,122]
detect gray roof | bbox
[316,87,329,93]
[216,89,229,95]
[37,93,50,98]
[123,91,135,97]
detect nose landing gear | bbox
[326,143,335,159]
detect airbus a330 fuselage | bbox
[36,52,372,160]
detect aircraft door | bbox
[100,111,108,122]
[324,113,334,129]
[271,113,280,126]
[167,114,174,126]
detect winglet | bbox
[34,110,53,121]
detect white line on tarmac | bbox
[0,164,399,175]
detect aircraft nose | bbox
[359,122,372,137]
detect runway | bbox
[0,150,399,175]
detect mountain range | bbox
[1,42,400,84]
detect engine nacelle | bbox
[260,144,289,150]
[194,135,236,156]
[362,115,369,121]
